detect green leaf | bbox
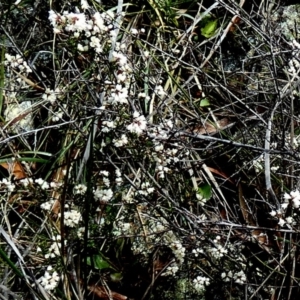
[200,98,210,107]
[201,19,218,38]
[93,254,111,270]
[110,272,123,282]
[0,246,23,278]
[87,253,115,270]
[197,183,212,200]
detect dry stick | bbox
[0,119,78,145]
[288,247,297,300]
[194,219,298,233]
[265,100,281,207]
[178,131,293,155]
[290,94,295,190]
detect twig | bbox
[264,100,281,207]
[176,130,295,156]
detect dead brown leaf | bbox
[238,183,256,226]
[0,161,27,179]
[207,166,234,184]
[192,118,231,135]
[88,285,127,300]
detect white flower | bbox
[278,218,286,227]
[74,184,87,195]
[154,85,166,97]
[81,0,89,10]
[113,134,128,147]
[77,43,85,51]
[127,112,147,135]
[94,188,113,201]
[284,190,300,201]
[286,216,294,224]
[1,178,15,192]
[42,88,57,104]
[192,248,204,257]
[103,177,110,187]
[115,176,123,185]
[154,143,164,152]
[292,198,300,208]
[193,276,210,293]
[93,12,107,32]
[115,169,121,177]
[41,200,55,211]
[131,28,138,35]
[102,120,116,132]
[38,268,60,291]
[112,52,127,66]
[112,85,128,104]
[45,237,61,258]
[269,210,276,217]
[100,171,109,177]
[59,210,82,227]
[162,263,179,276]
[117,72,127,82]
[35,178,49,190]
[281,202,289,210]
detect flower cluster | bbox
[42,88,60,105]
[137,181,155,196]
[113,134,128,147]
[162,262,179,277]
[151,137,189,180]
[115,169,123,186]
[285,133,300,148]
[108,81,129,105]
[38,266,60,291]
[94,187,113,202]
[193,275,210,293]
[269,190,300,227]
[205,236,228,260]
[40,199,56,211]
[49,9,115,39]
[284,190,300,208]
[126,111,147,136]
[74,183,87,195]
[4,53,32,74]
[35,178,50,190]
[4,99,34,131]
[59,209,82,227]
[221,270,247,284]
[192,247,204,257]
[45,235,62,259]
[0,178,16,192]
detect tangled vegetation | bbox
[1,0,300,299]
